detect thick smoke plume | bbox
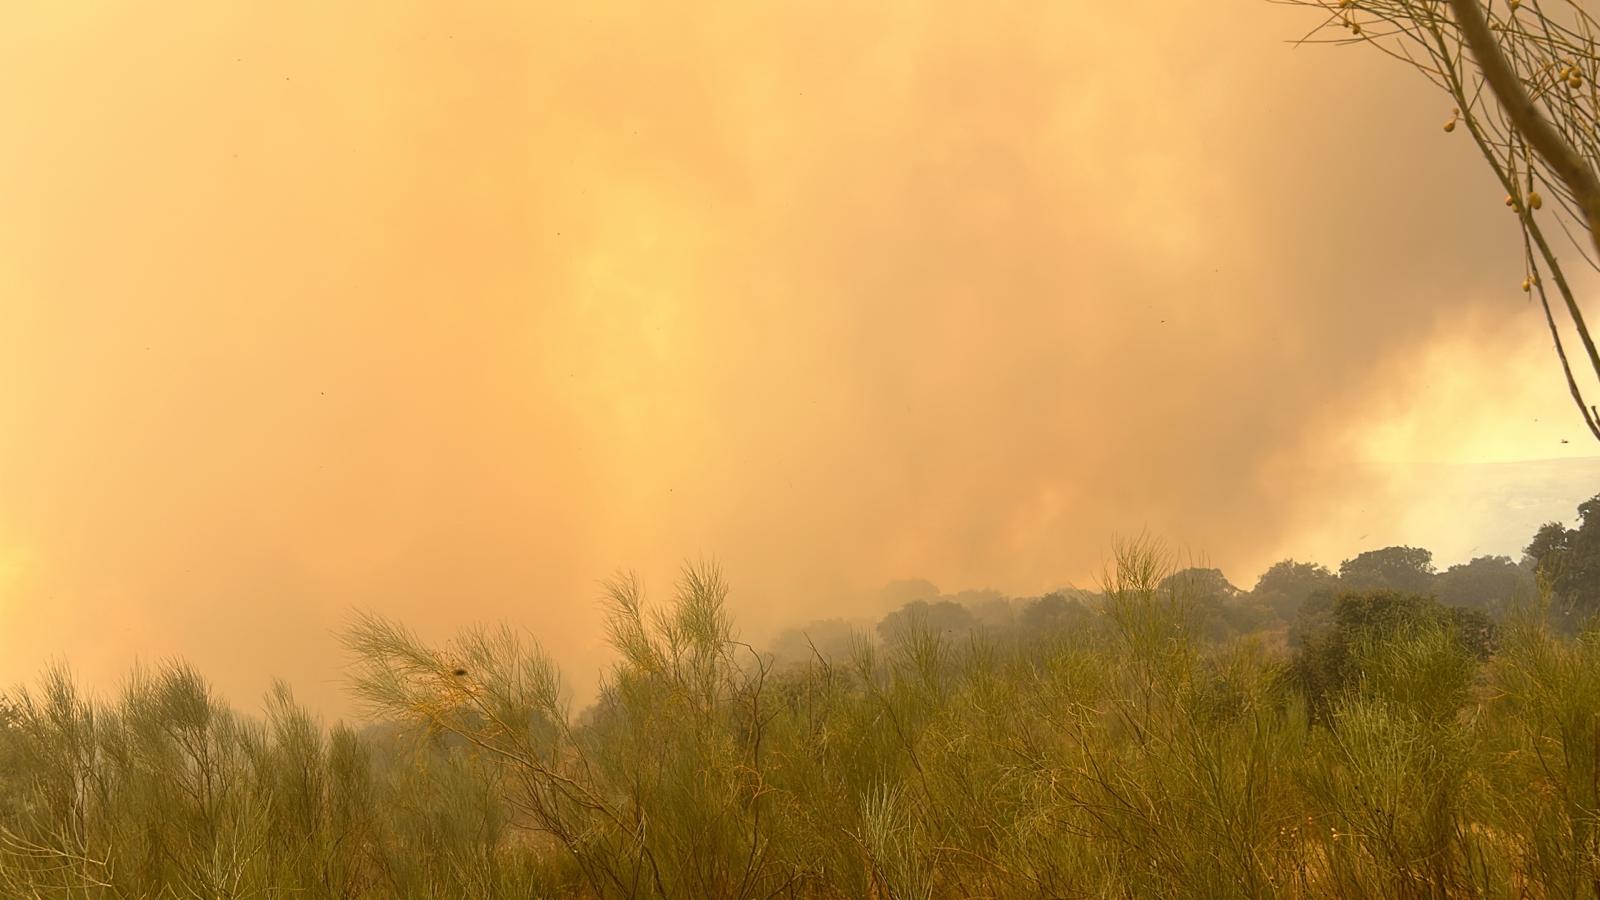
[0,1,1588,711]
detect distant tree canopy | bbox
[1434,555,1535,613]
[1339,546,1436,595]
[1015,591,1094,638]
[1159,567,1242,605]
[768,619,860,666]
[1251,560,1338,620]
[876,579,941,608]
[1526,493,1600,615]
[781,492,1600,666]
[1160,567,1276,640]
[951,590,1013,630]
[875,599,977,644]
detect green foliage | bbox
[1485,615,1600,894]
[1291,589,1495,718]
[1339,546,1436,595]
[1435,554,1535,615]
[1014,590,1094,640]
[1159,566,1240,604]
[0,662,464,898]
[1526,493,1600,617]
[1252,559,1338,620]
[12,509,1600,896]
[875,600,977,645]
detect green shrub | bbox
[5,551,1598,897]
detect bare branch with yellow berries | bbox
[1272,0,1600,442]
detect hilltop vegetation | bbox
[1,497,1598,898]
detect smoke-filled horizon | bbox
[2,1,1596,715]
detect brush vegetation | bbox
[3,498,1600,898]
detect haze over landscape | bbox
[2,0,1597,717]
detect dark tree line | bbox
[1526,494,1600,615]
[771,492,1600,664]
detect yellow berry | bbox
[1530,191,1543,209]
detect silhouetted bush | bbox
[1291,589,1495,718]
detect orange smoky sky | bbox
[1,1,1595,714]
